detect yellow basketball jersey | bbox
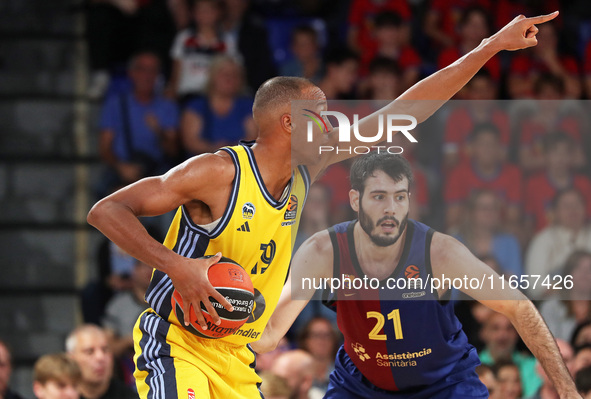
[144,142,310,345]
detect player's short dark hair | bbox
[253,76,313,116]
[324,47,360,67]
[576,365,591,394]
[369,57,401,76]
[350,152,414,194]
[542,131,574,153]
[469,122,500,142]
[374,11,403,29]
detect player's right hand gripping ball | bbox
[171,256,255,339]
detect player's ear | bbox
[280,113,292,134]
[350,189,360,212]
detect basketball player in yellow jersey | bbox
[87,12,557,399]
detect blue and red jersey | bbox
[327,219,475,391]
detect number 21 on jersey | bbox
[367,309,403,340]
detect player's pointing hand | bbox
[168,252,234,330]
[489,11,559,52]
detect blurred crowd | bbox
[4,0,591,398]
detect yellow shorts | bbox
[133,309,263,399]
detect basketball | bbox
[171,256,255,339]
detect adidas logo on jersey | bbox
[237,222,250,232]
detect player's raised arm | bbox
[251,230,334,354]
[430,233,581,399]
[318,11,559,170]
[87,152,235,329]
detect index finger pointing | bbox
[526,11,559,25]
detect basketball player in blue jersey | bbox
[253,152,581,399]
[87,12,559,399]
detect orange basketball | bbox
[405,265,420,279]
[171,256,254,339]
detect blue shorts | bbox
[324,346,488,399]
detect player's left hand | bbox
[490,11,559,52]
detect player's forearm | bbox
[87,198,181,273]
[509,300,578,396]
[395,37,499,122]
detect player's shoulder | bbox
[169,150,236,186]
[430,231,466,263]
[300,229,334,258]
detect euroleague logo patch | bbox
[284,195,298,220]
[404,265,420,279]
[187,389,195,399]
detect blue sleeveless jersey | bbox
[328,219,475,391]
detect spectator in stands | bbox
[33,353,81,399]
[507,22,581,99]
[476,364,497,396]
[258,371,292,399]
[456,189,523,276]
[572,322,591,349]
[423,0,491,50]
[442,70,507,170]
[573,344,591,375]
[361,11,420,91]
[297,317,340,395]
[524,133,591,233]
[86,0,178,98]
[583,41,591,99]
[576,365,591,399]
[529,339,575,399]
[66,325,136,399]
[220,0,277,91]
[180,56,255,156]
[538,251,591,341]
[0,340,25,399]
[318,49,360,100]
[438,7,501,84]
[514,78,586,174]
[271,350,322,399]
[478,312,541,397]
[255,336,291,373]
[491,360,522,399]
[360,57,401,100]
[347,0,411,54]
[294,183,331,251]
[81,225,161,326]
[280,25,323,83]
[167,0,228,99]
[102,260,151,386]
[99,51,179,192]
[525,190,591,279]
[444,123,522,233]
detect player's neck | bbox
[353,222,406,280]
[250,140,293,200]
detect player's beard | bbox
[358,199,408,247]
